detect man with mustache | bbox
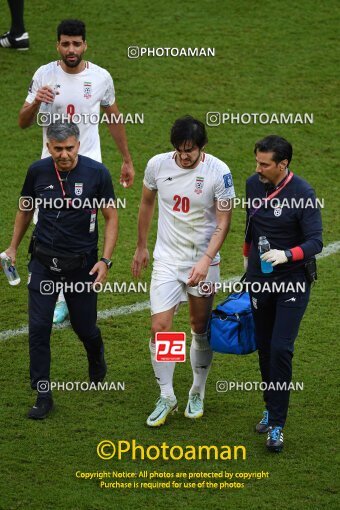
[18,19,134,324]
[4,122,118,419]
[244,135,323,452]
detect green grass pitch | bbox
[0,1,339,509]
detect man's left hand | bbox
[187,256,211,287]
[89,261,108,285]
[120,160,135,188]
[261,249,288,266]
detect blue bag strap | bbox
[217,273,248,308]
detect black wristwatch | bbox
[284,250,293,262]
[100,257,112,269]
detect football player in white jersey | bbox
[132,116,235,427]
[18,19,134,323]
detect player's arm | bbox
[102,102,135,188]
[187,202,232,286]
[18,87,56,128]
[4,202,34,264]
[90,205,118,284]
[131,185,157,278]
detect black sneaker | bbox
[28,395,53,420]
[0,31,29,50]
[88,352,107,384]
[255,410,269,433]
[266,426,284,452]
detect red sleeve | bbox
[290,246,304,261]
[243,242,251,257]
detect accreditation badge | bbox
[89,209,97,233]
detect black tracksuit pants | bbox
[249,273,310,427]
[27,253,103,393]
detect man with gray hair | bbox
[4,121,118,420]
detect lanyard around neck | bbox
[250,171,294,217]
[54,162,70,198]
[244,171,294,240]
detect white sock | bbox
[189,330,213,399]
[149,339,176,400]
[57,289,65,303]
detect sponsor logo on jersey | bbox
[252,297,258,309]
[223,173,233,188]
[274,207,282,217]
[195,176,204,194]
[75,183,83,196]
[84,81,92,99]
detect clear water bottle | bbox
[0,252,21,286]
[39,86,54,112]
[258,236,273,274]
[37,83,57,125]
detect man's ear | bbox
[280,159,289,170]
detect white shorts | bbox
[150,260,220,315]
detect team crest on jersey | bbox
[195,177,204,194]
[84,81,92,99]
[75,183,83,196]
[274,207,282,217]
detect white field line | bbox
[0,241,339,341]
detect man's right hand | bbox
[2,247,17,266]
[34,86,57,105]
[131,247,149,278]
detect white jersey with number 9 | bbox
[26,60,115,162]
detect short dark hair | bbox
[57,19,86,41]
[254,135,292,165]
[170,116,208,150]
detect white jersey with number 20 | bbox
[144,151,236,265]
